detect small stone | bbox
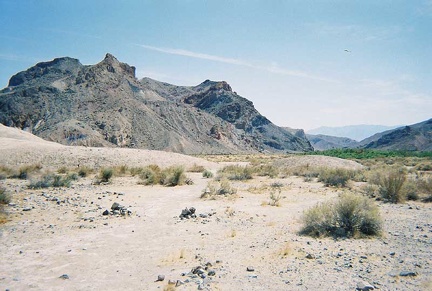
[399,271,417,277]
[306,253,315,259]
[168,279,176,285]
[208,269,216,276]
[356,281,374,290]
[247,266,255,272]
[175,280,184,287]
[59,274,69,280]
[22,207,31,211]
[156,274,165,281]
[111,202,121,211]
[389,252,395,256]
[102,209,110,215]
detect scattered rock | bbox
[102,209,110,215]
[156,274,165,281]
[111,202,121,211]
[59,274,69,280]
[179,207,196,219]
[306,253,315,259]
[208,269,216,276]
[175,280,184,287]
[399,271,417,277]
[22,207,32,211]
[247,266,255,272]
[356,281,374,290]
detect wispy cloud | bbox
[136,44,337,83]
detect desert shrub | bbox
[419,177,432,202]
[139,166,160,185]
[377,170,406,203]
[160,166,186,186]
[15,164,42,179]
[77,166,93,177]
[202,170,214,178]
[252,164,279,178]
[67,172,79,181]
[318,168,354,187]
[29,174,71,189]
[403,180,419,201]
[99,168,113,183]
[201,179,236,198]
[0,166,14,179]
[268,184,283,206]
[0,187,11,204]
[130,167,144,176]
[219,165,253,181]
[300,193,382,238]
[188,164,205,173]
[114,165,129,176]
[361,184,379,198]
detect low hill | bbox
[306,134,359,151]
[307,124,400,141]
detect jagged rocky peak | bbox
[196,79,232,92]
[97,53,136,78]
[8,57,82,87]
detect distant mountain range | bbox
[307,119,432,151]
[0,53,313,154]
[307,124,400,141]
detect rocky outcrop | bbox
[0,53,313,154]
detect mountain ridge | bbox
[0,53,313,154]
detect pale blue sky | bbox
[1,0,431,130]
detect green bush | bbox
[99,168,113,183]
[77,166,93,177]
[300,193,382,238]
[378,170,406,203]
[318,168,354,187]
[202,170,214,178]
[0,187,11,204]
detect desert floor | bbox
[0,127,431,291]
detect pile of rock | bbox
[102,202,131,216]
[179,207,196,219]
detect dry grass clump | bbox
[218,165,253,181]
[114,165,129,176]
[300,193,382,238]
[281,165,320,180]
[29,174,72,189]
[201,179,237,198]
[376,170,407,203]
[0,186,11,205]
[97,168,114,184]
[251,164,279,178]
[317,168,355,187]
[11,164,43,180]
[419,177,432,202]
[187,163,205,173]
[77,166,93,177]
[139,165,190,186]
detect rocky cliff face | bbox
[0,53,313,154]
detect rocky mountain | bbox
[360,118,432,151]
[307,124,400,141]
[306,134,359,151]
[0,53,313,154]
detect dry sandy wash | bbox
[0,125,431,290]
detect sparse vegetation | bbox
[309,148,432,159]
[77,166,93,177]
[300,193,382,238]
[218,165,253,181]
[201,179,237,198]
[376,170,406,203]
[188,163,205,173]
[419,177,432,202]
[0,187,11,204]
[29,174,72,189]
[202,169,214,178]
[317,168,355,187]
[14,164,42,179]
[98,168,114,183]
[139,165,189,186]
[268,183,283,206]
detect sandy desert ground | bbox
[0,125,431,291]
